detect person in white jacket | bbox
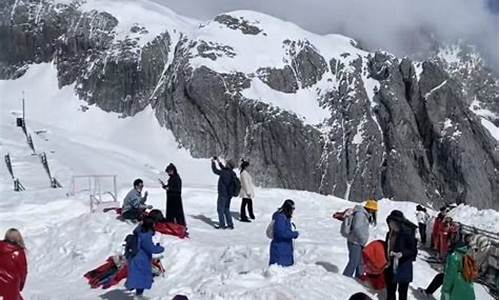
[415,205,430,246]
[239,159,255,222]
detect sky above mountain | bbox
[154,0,499,71]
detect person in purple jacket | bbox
[269,199,299,267]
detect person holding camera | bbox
[160,163,185,226]
[211,157,237,229]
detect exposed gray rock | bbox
[196,41,235,61]
[436,44,499,126]
[284,40,328,88]
[155,63,324,191]
[256,66,298,93]
[329,58,346,80]
[0,0,497,209]
[214,14,263,35]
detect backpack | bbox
[340,209,355,238]
[231,172,241,197]
[124,233,139,259]
[462,254,479,282]
[266,220,275,239]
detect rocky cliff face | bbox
[1,0,498,209]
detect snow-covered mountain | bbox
[0,0,498,209]
[0,63,498,300]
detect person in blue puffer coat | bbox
[269,199,299,267]
[126,216,165,297]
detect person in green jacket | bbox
[441,245,475,300]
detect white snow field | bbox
[0,63,497,300]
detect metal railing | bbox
[4,153,25,192]
[39,152,61,188]
[70,175,118,212]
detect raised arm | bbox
[211,160,221,175]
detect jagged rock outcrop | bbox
[1,0,497,209]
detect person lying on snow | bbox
[149,209,188,239]
[84,255,164,289]
[121,178,153,222]
[125,216,164,297]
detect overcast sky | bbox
[153,0,498,70]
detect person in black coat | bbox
[162,163,186,226]
[384,210,418,300]
[211,157,236,229]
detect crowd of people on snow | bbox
[337,203,493,300]
[0,157,495,300]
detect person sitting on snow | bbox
[122,178,152,221]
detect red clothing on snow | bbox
[0,241,27,300]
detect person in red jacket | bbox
[431,207,447,252]
[0,228,27,300]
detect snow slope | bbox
[0,63,497,300]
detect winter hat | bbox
[364,199,378,212]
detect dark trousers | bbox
[136,288,144,295]
[166,194,186,226]
[217,195,233,228]
[418,223,427,245]
[385,267,409,300]
[122,208,142,221]
[425,273,444,294]
[240,198,254,220]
